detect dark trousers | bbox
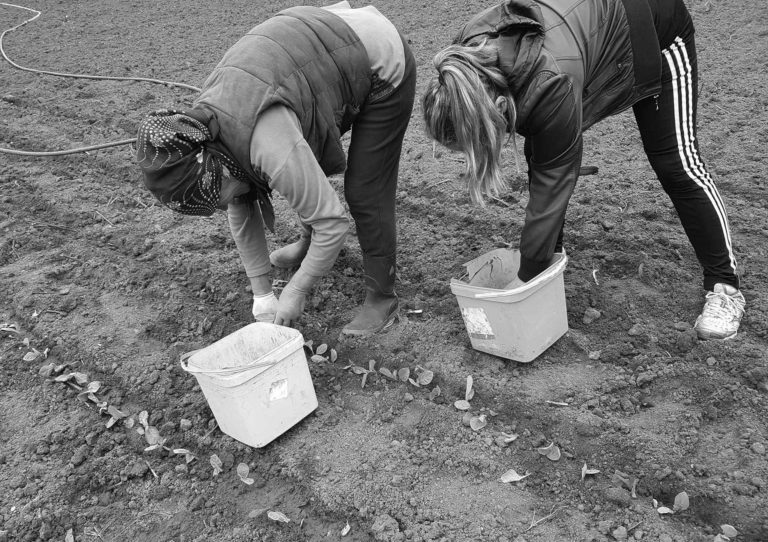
[344,38,416,260]
[633,30,739,291]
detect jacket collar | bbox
[454,0,544,97]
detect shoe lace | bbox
[702,291,744,321]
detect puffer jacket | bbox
[195,6,372,181]
[456,0,663,281]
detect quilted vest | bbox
[195,6,372,177]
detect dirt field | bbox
[1,0,767,540]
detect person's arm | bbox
[250,105,350,278]
[250,105,349,326]
[517,74,583,282]
[227,198,271,284]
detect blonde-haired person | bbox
[422,0,746,340]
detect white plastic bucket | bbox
[450,248,568,363]
[180,322,318,448]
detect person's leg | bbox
[342,41,416,335]
[269,220,311,269]
[633,33,744,339]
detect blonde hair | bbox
[422,41,517,204]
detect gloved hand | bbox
[274,268,320,327]
[252,291,279,322]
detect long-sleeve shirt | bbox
[228,2,406,279]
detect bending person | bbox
[421,0,745,340]
[136,1,416,334]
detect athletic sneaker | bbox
[694,283,746,340]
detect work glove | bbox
[251,291,279,322]
[274,268,320,328]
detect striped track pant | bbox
[632,33,739,291]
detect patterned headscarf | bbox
[136,108,274,227]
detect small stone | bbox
[706,357,717,367]
[70,446,88,467]
[583,308,602,324]
[189,495,206,511]
[628,324,643,336]
[750,442,766,455]
[371,514,400,539]
[38,522,53,541]
[597,520,613,534]
[612,526,628,540]
[673,321,691,331]
[603,487,632,507]
[180,419,193,431]
[404,393,414,402]
[659,535,673,542]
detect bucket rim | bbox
[180,324,304,375]
[452,251,567,300]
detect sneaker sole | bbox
[696,329,738,341]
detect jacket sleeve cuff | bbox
[518,256,550,283]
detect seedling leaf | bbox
[397,367,410,382]
[138,411,149,429]
[417,369,434,386]
[310,354,326,363]
[23,349,40,362]
[581,463,600,480]
[71,372,89,386]
[350,365,368,375]
[720,525,738,538]
[267,510,290,523]
[107,405,127,419]
[657,506,674,515]
[454,399,471,411]
[673,491,689,512]
[341,521,351,536]
[428,386,441,401]
[469,414,487,431]
[316,343,328,355]
[379,367,395,380]
[536,442,561,461]
[144,426,164,446]
[407,377,420,387]
[361,372,369,389]
[330,349,338,362]
[465,375,474,401]
[499,469,530,483]
[210,454,223,476]
[237,463,254,485]
[499,432,518,443]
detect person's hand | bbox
[252,292,278,322]
[273,268,320,327]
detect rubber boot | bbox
[342,254,399,336]
[270,224,311,269]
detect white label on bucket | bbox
[269,379,289,401]
[461,307,495,339]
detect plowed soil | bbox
[1,0,767,541]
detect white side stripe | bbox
[662,36,737,274]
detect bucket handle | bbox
[179,348,280,375]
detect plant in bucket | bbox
[180,322,318,448]
[450,248,569,363]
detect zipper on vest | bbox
[654,94,659,111]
